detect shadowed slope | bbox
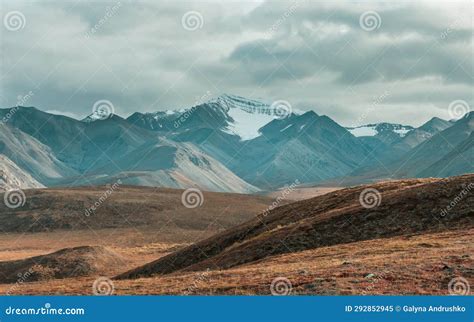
[116,174,474,280]
[0,246,124,283]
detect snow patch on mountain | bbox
[393,128,411,137]
[215,94,299,140]
[346,123,414,138]
[82,112,106,123]
[223,106,279,140]
[347,126,378,137]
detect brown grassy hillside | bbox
[116,175,474,279]
[0,185,273,233]
[0,246,124,283]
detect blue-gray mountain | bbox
[0,95,472,192]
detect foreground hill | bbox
[2,227,472,295]
[117,174,474,279]
[0,246,124,283]
[109,229,472,295]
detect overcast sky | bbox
[1,0,472,126]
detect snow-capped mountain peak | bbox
[212,94,270,113]
[212,94,298,140]
[346,123,414,138]
[126,94,300,140]
[82,111,114,123]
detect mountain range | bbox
[0,94,472,193]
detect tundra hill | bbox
[0,186,274,233]
[0,246,124,283]
[4,229,472,294]
[116,174,474,279]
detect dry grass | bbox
[0,176,472,295]
[1,229,471,295]
[0,185,273,233]
[117,175,473,279]
[263,187,340,201]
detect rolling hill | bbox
[0,185,273,233]
[116,174,474,279]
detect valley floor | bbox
[1,228,472,295]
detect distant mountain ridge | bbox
[0,95,471,192]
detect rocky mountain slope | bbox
[0,106,258,193]
[0,155,44,191]
[394,112,473,178]
[78,139,258,193]
[0,123,77,185]
[231,112,368,188]
[0,96,471,191]
[419,131,474,177]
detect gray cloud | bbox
[0,0,472,126]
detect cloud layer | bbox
[1,0,472,126]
